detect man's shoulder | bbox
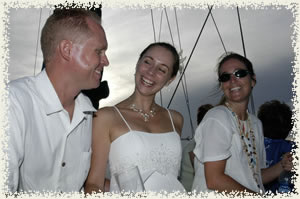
[9,76,35,93]
[8,76,40,107]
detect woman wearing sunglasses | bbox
[191,52,293,195]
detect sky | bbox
[7,3,295,141]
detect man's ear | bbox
[59,40,72,61]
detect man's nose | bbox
[101,54,109,67]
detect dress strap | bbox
[113,106,132,131]
[166,109,176,132]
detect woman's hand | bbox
[261,152,294,184]
[280,152,293,171]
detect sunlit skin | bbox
[134,46,175,97]
[70,18,109,90]
[44,17,109,121]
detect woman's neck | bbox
[225,101,248,120]
[127,93,157,112]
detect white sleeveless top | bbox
[108,106,185,193]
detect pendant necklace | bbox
[225,102,261,190]
[130,104,156,122]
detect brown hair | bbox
[41,8,101,63]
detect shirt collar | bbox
[76,92,97,114]
[35,70,96,115]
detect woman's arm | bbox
[261,152,293,184]
[204,160,256,194]
[84,108,113,194]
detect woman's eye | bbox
[144,60,152,65]
[159,68,167,73]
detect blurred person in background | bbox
[258,100,295,194]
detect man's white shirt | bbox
[7,70,96,192]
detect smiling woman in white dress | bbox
[84,42,185,194]
[191,52,293,195]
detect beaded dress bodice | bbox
[108,106,185,193]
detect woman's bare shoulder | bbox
[93,106,117,121]
[168,109,184,134]
[169,109,183,122]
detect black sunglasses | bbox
[218,69,250,82]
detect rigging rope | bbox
[210,9,227,53]
[158,10,163,42]
[33,8,43,76]
[164,8,175,46]
[174,8,182,50]
[151,9,164,106]
[167,6,214,108]
[237,7,247,57]
[150,9,157,42]
[174,8,195,137]
[158,9,164,106]
[237,7,256,114]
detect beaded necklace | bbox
[225,103,261,190]
[130,104,156,122]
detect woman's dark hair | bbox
[216,52,256,82]
[138,42,180,78]
[258,100,293,139]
